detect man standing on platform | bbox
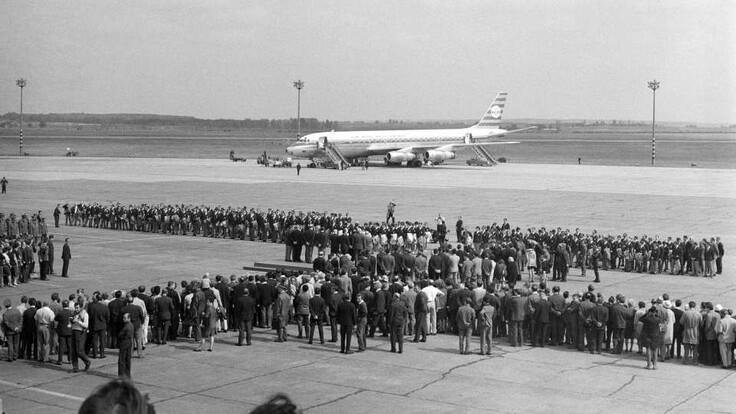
[386,200,397,225]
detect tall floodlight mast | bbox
[16,78,27,156]
[293,79,305,138]
[647,79,660,167]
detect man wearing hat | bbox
[2,298,22,361]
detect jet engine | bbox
[385,151,417,164]
[423,150,456,164]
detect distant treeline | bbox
[0,112,339,131]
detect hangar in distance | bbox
[285,92,533,168]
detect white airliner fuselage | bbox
[285,92,530,166]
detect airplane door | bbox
[318,136,327,150]
[464,133,473,144]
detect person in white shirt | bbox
[34,302,55,362]
[70,301,91,372]
[422,281,444,335]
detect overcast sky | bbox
[1,1,734,124]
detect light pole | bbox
[16,78,27,156]
[293,79,304,138]
[647,79,660,167]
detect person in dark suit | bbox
[234,289,256,346]
[107,291,126,349]
[587,296,609,354]
[291,226,303,262]
[54,300,73,365]
[121,294,145,359]
[2,299,23,361]
[88,293,110,358]
[302,225,316,263]
[388,293,408,353]
[47,235,55,274]
[154,290,175,345]
[61,238,71,277]
[608,295,628,354]
[117,313,134,379]
[309,286,326,344]
[324,282,339,342]
[20,298,38,360]
[257,276,275,328]
[533,294,552,347]
[165,282,181,341]
[413,286,429,342]
[336,294,357,354]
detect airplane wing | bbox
[432,142,519,152]
[373,126,536,159]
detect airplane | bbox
[285,92,534,167]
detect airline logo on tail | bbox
[474,92,507,128]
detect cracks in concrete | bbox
[663,371,735,414]
[607,374,636,397]
[403,356,490,397]
[556,353,629,375]
[302,389,366,412]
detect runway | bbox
[0,156,735,413]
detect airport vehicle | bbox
[229,150,246,162]
[268,157,292,168]
[466,157,492,167]
[285,92,533,168]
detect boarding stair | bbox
[324,142,350,170]
[471,145,498,166]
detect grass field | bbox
[1,131,734,169]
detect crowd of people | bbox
[60,201,725,282]
[0,204,732,384]
[1,209,72,287]
[1,270,735,377]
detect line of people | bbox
[56,202,725,281]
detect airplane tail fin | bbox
[473,92,507,129]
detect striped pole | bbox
[16,78,27,156]
[647,80,659,167]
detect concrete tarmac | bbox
[0,157,734,413]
